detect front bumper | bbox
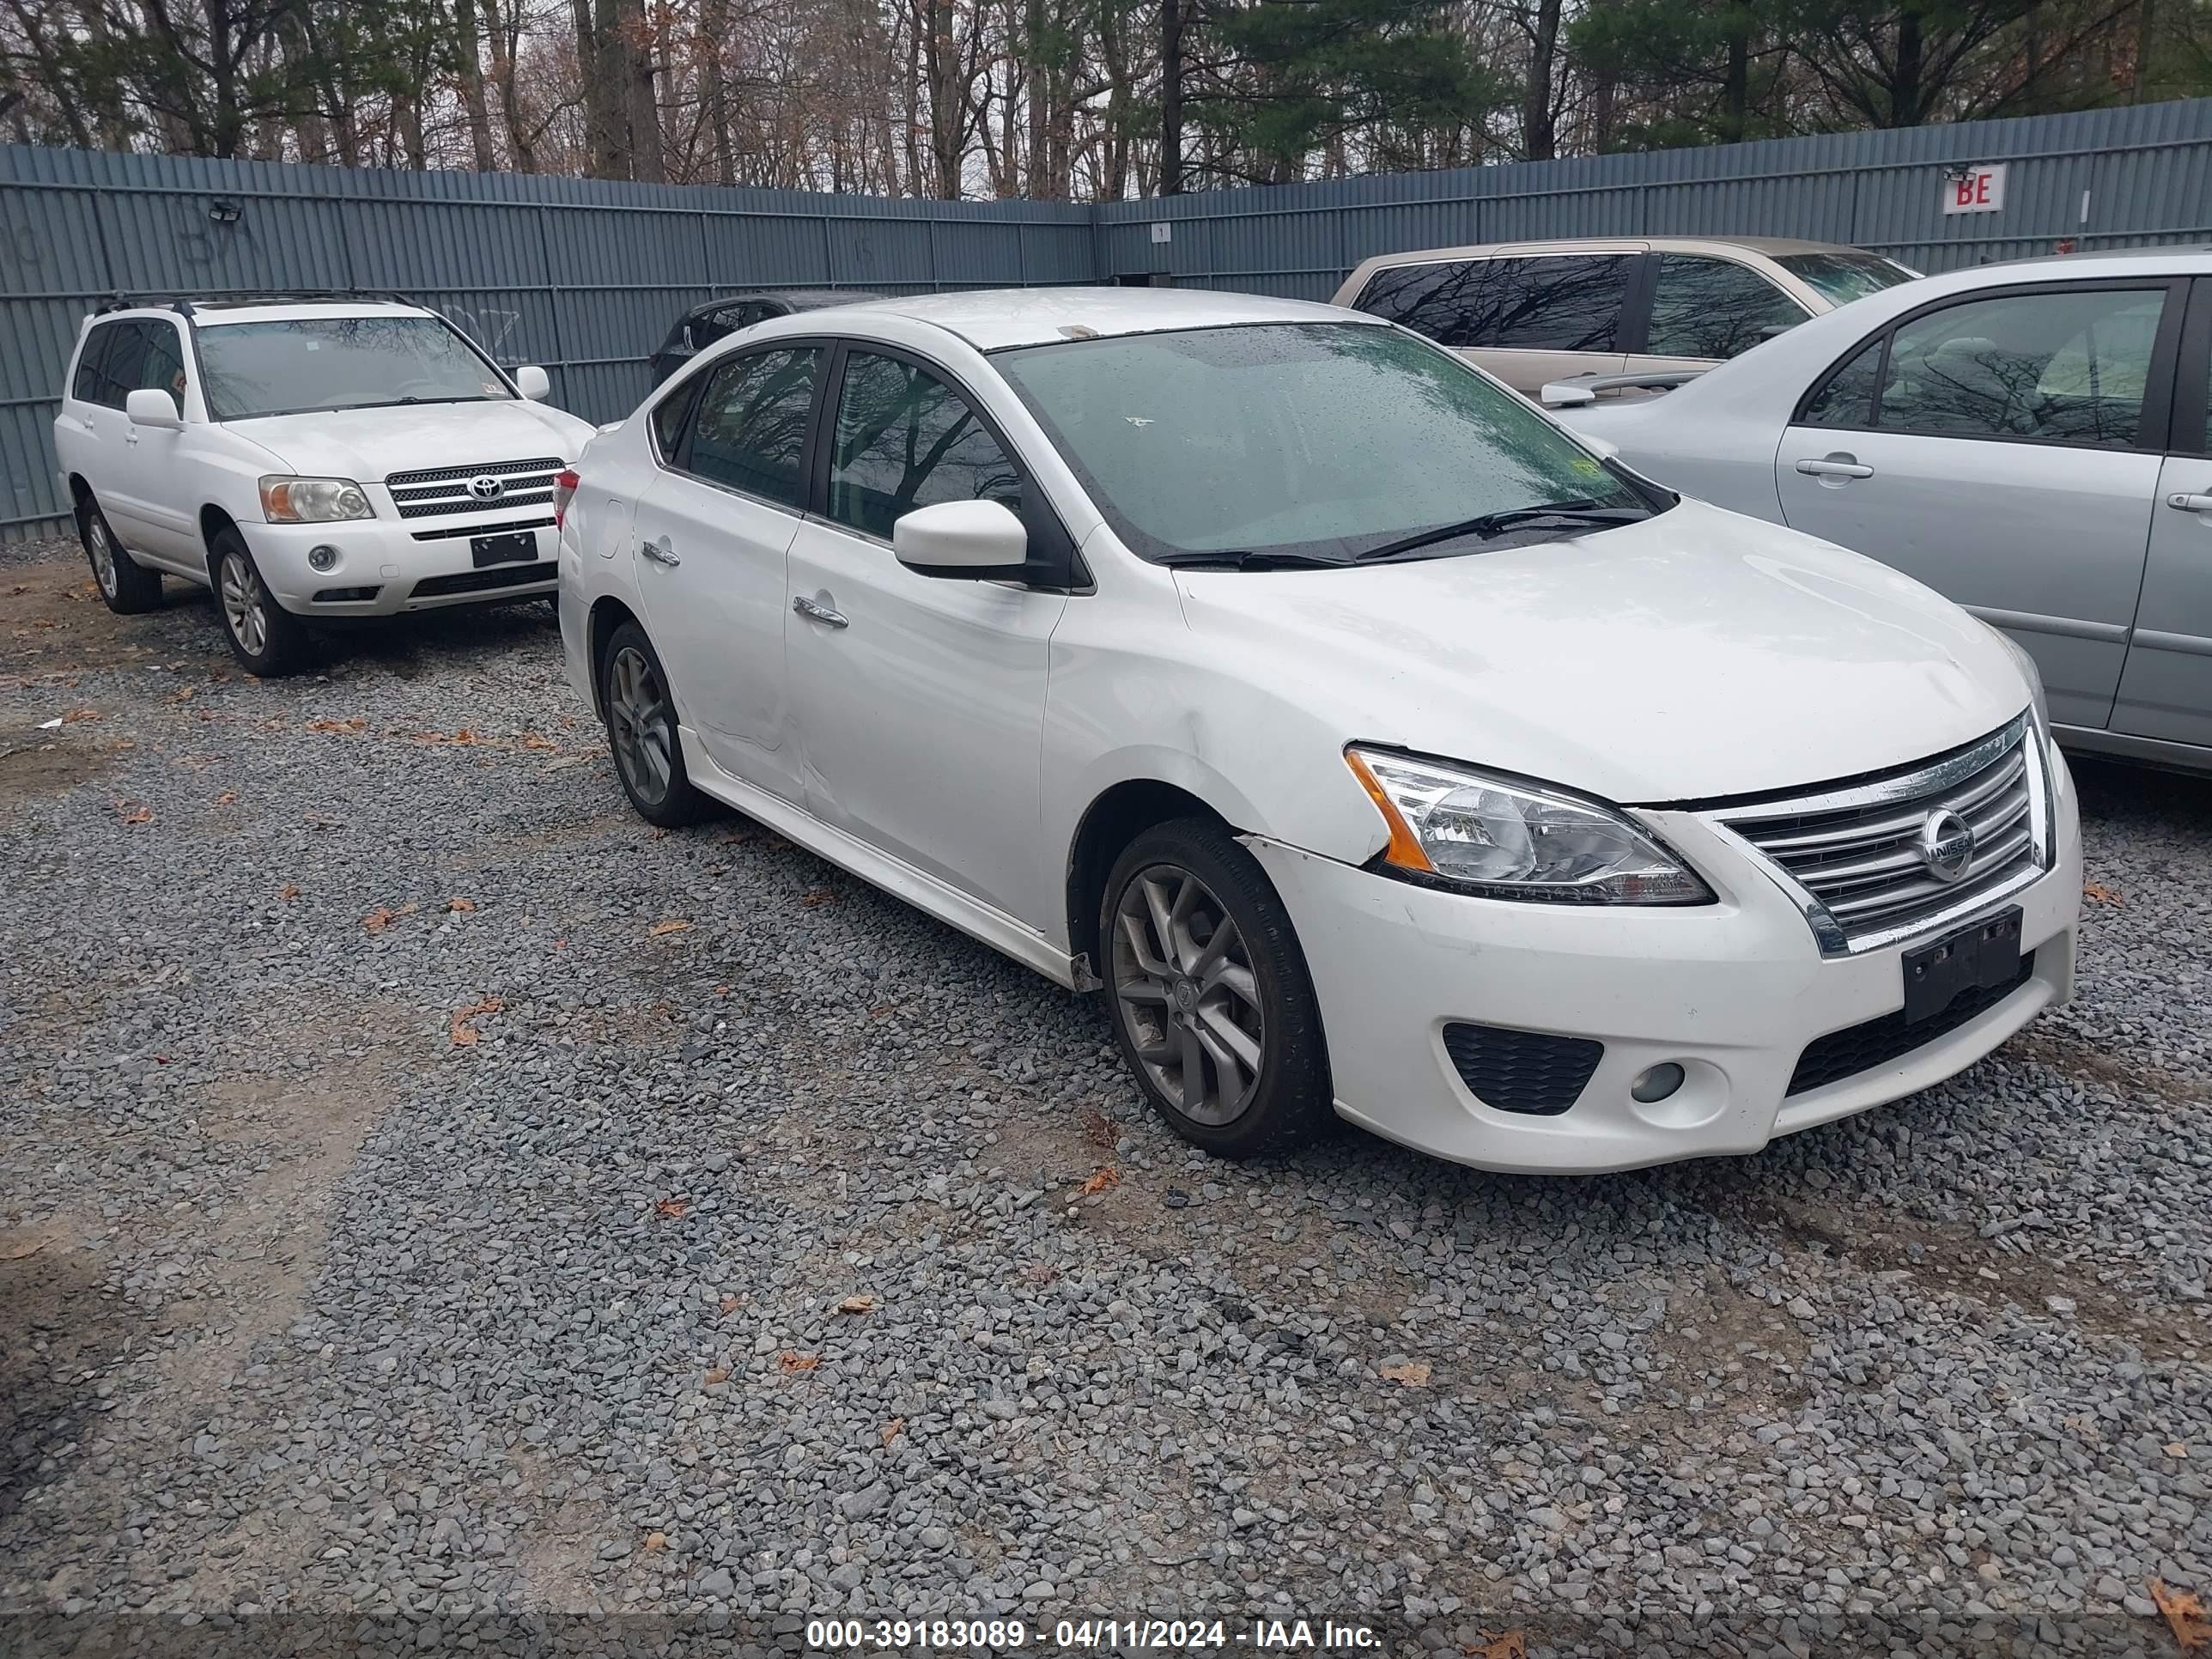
[1247,745,2082,1175]
[242,515,557,617]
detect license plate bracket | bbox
[1902,908,2023,1025]
[471,531,538,567]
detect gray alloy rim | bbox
[85,514,117,597]
[219,552,267,656]
[1109,863,1267,1127]
[608,645,674,804]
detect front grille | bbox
[1442,1023,1603,1115]
[1787,951,2035,1096]
[385,456,562,520]
[410,562,554,599]
[1712,716,2046,954]
[311,585,381,603]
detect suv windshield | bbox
[994,321,1655,566]
[1775,252,1920,307]
[198,316,512,420]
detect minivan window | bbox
[1351,260,1505,348]
[684,347,820,507]
[1487,255,1633,352]
[1646,255,1808,360]
[996,322,1652,566]
[1775,252,1919,307]
[197,315,510,419]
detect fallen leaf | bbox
[62,707,100,723]
[653,1196,690,1219]
[2149,1580,2211,1651]
[2167,1442,2190,1458]
[719,1295,741,1316]
[362,902,416,934]
[799,887,836,907]
[307,717,366,733]
[701,1367,729,1387]
[837,1294,878,1315]
[1079,1110,1118,1149]
[449,996,503,1047]
[1079,1165,1121,1196]
[446,896,477,913]
[777,1350,820,1373]
[643,1531,669,1552]
[2083,882,2125,906]
[520,732,557,750]
[1018,1262,1058,1285]
[881,1417,904,1446]
[215,790,238,805]
[279,883,301,901]
[648,919,691,936]
[1380,1360,1431,1388]
[647,826,669,840]
[1467,1634,1526,1659]
[112,799,154,826]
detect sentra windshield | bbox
[993,322,1657,567]
[1775,252,1920,307]
[198,316,513,420]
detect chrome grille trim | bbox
[383,456,564,522]
[1705,713,2051,957]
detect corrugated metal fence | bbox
[9,97,2212,540]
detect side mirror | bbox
[125,387,184,430]
[892,498,1028,577]
[515,365,551,401]
[1539,380,1598,410]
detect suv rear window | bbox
[1352,254,1632,353]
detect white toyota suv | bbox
[54,296,597,674]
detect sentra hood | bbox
[232,398,596,481]
[1171,499,2030,805]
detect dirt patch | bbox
[2006,1028,2211,1109]
[0,1220,122,1526]
[0,726,122,808]
[0,557,222,676]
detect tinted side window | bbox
[94,321,153,410]
[684,347,820,507]
[1802,337,1885,429]
[1646,256,1808,360]
[133,320,189,414]
[1487,256,1632,352]
[71,322,120,404]
[1354,263,1463,335]
[1877,288,2164,447]
[828,352,1020,540]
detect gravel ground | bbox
[2,536,2208,1659]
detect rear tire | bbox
[210,528,311,677]
[78,495,162,614]
[600,621,708,827]
[1100,817,1334,1159]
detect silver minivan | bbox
[1333,237,1919,395]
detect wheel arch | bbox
[1064,777,1242,983]
[586,595,644,720]
[198,503,242,580]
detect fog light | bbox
[307,544,339,572]
[1631,1063,1686,1103]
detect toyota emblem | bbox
[467,474,505,501]
[1917,808,1975,884]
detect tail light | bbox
[552,468,580,528]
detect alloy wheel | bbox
[1109,864,1267,1125]
[219,552,267,657]
[608,645,675,805]
[86,514,117,598]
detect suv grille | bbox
[1711,715,2048,956]
[385,455,562,520]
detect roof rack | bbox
[95,289,423,317]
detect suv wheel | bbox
[210,529,310,676]
[78,495,161,614]
[1101,817,1334,1159]
[600,622,708,827]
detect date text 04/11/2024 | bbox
[804,1618,1383,1650]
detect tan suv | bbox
[1333,237,1918,395]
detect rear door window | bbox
[1487,255,1634,351]
[682,346,822,507]
[76,319,153,410]
[1645,255,1809,359]
[71,321,124,404]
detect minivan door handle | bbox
[792,593,848,629]
[2166,491,2212,513]
[1795,457,1875,480]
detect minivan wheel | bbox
[210,529,309,676]
[1101,817,1334,1158]
[600,622,708,827]
[77,496,161,614]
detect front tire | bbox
[599,622,708,827]
[78,495,162,614]
[1101,817,1334,1159]
[210,529,310,677]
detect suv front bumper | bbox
[243,515,557,617]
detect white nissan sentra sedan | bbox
[555,288,2081,1175]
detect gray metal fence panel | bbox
[9,97,2212,541]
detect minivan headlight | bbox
[259,476,373,523]
[1345,746,1712,904]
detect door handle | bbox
[1795,458,1874,479]
[2166,491,2212,513]
[639,535,680,567]
[792,594,848,629]
[124,431,140,447]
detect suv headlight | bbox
[1982,623,2049,732]
[259,476,373,523]
[1345,746,1712,904]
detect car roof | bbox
[96,299,441,328]
[825,286,1376,351]
[685,288,883,319]
[1349,235,1884,270]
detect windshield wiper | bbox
[1352,499,1649,563]
[1154,550,1342,571]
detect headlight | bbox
[258,476,373,523]
[1344,746,1712,904]
[1982,623,2049,731]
